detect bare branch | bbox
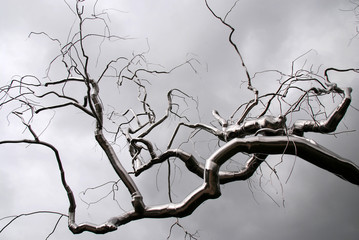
[0,211,67,234]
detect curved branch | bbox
[291,87,352,136]
[168,122,222,149]
[0,211,68,234]
[204,0,251,84]
[138,89,195,138]
[324,68,359,83]
[134,149,204,178]
[0,139,77,214]
[213,136,359,185]
[89,79,145,212]
[69,134,359,234]
[134,148,267,184]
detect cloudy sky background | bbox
[1,0,359,239]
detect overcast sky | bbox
[1,0,359,239]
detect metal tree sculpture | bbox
[1,0,358,237]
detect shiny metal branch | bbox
[89,79,145,212]
[290,87,352,136]
[68,135,359,234]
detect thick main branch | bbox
[68,135,359,234]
